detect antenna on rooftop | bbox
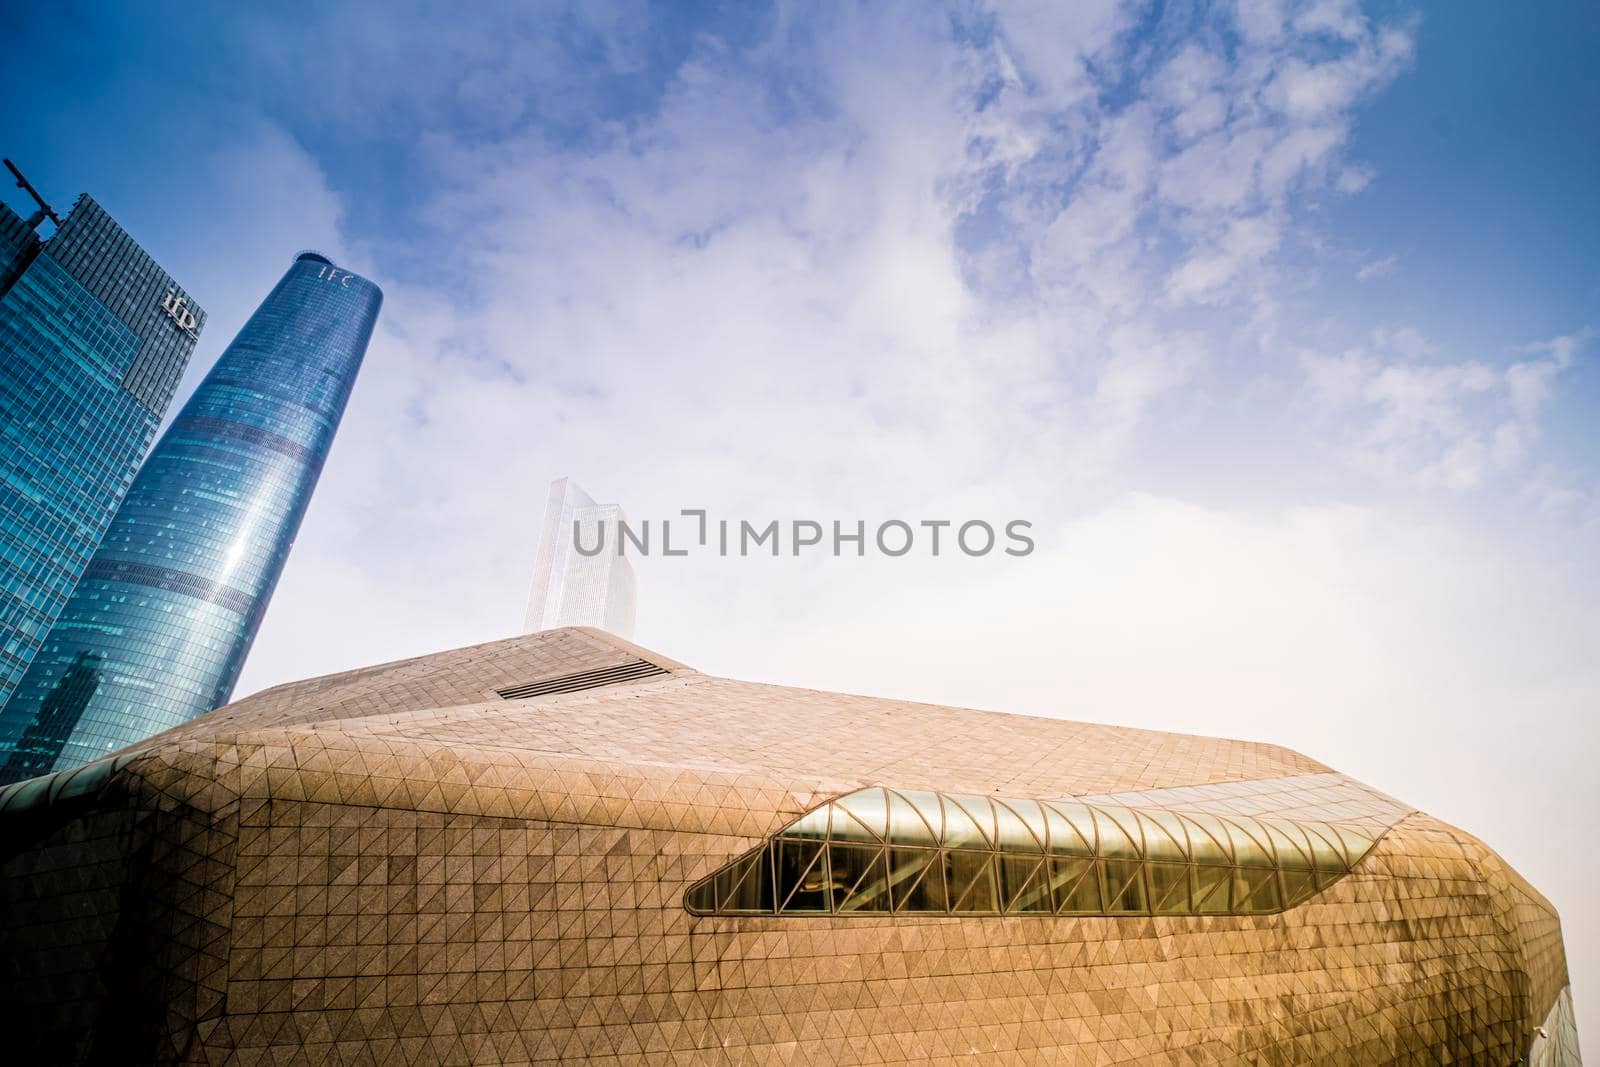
[4,159,63,231]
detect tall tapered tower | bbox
[0,252,381,781]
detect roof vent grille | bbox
[496,658,666,700]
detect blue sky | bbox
[4,0,1598,1036]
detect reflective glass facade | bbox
[0,253,380,781]
[686,785,1379,917]
[0,196,203,716]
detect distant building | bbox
[0,252,381,782]
[524,477,637,638]
[0,186,204,714]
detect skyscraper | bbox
[524,477,637,638]
[0,179,204,714]
[0,251,380,781]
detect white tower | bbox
[524,477,637,638]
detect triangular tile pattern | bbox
[1,756,240,1063]
[0,628,1577,1064]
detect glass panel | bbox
[1280,868,1318,908]
[839,850,892,912]
[1041,802,1093,856]
[54,757,114,802]
[993,800,1044,852]
[46,765,88,803]
[2,775,52,815]
[1137,812,1188,862]
[900,866,949,914]
[710,852,743,911]
[886,790,939,846]
[1049,857,1101,914]
[714,851,756,910]
[888,848,944,912]
[1093,808,1141,860]
[1281,821,1322,870]
[996,855,1044,911]
[1192,865,1231,914]
[1053,801,1102,850]
[1301,824,1348,876]
[776,840,830,913]
[947,795,996,848]
[780,805,831,841]
[827,844,882,911]
[1223,818,1274,868]
[1005,862,1054,914]
[1100,858,1147,914]
[685,878,716,914]
[947,851,999,914]
[835,789,889,842]
[829,804,882,844]
[941,797,990,850]
[1229,868,1255,913]
[1248,869,1283,912]
[1009,799,1052,851]
[1263,820,1313,870]
[1333,825,1377,866]
[721,848,774,913]
[1232,867,1281,914]
[1181,813,1234,865]
[1147,862,1190,914]
[898,790,944,841]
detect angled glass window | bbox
[1050,857,1101,914]
[685,786,1382,919]
[890,847,945,912]
[1100,858,1146,914]
[778,840,829,913]
[997,854,1045,913]
[1146,862,1191,914]
[0,749,145,816]
[1192,863,1232,914]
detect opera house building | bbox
[0,627,1578,1064]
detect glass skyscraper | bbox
[524,477,638,638]
[0,192,204,715]
[0,252,381,781]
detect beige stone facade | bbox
[0,627,1577,1063]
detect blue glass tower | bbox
[0,191,204,716]
[0,252,381,780]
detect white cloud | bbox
[988,0,1128,107]
[1152,45,1231,142]
[156,123,349,417]
[208,1,1455,691]
[1264,22,1413,120]
[1293,0,1368,41]
[1166,213,1283,303]
[1299,328,1587,490]
[1355,252,1396,280]
[1336,163,1376,193]
[1233,0,1288,46]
